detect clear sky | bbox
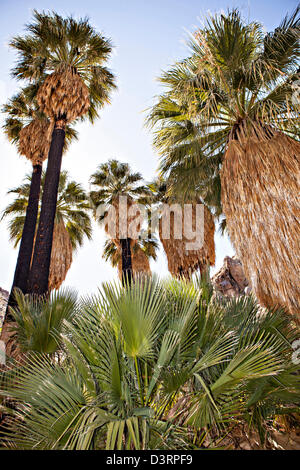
[0,0,297,294]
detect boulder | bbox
[0,288,9,329]
[212,256,250,297]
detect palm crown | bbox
[90,159,151,209]
[3,85,78,156]
[10,10,116,122]
[3,85,39,141]
[148,8,299,187]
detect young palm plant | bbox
[10,10,116,295]
[3,288,78,359]
[90,159,151,284]
[2,170,92,291]
[147,8,300,317]
[0,276,299,449]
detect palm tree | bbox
[90,159,151,284]
[2,86,52,306]
[147,8,300,316]
[103,234,159,279]
[2,170,92,291]
[2,86,79,301]
[150,178,215,279]
[0,87,79,357]
[10,11,116,295]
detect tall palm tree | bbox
[10,11,116,295]
[0,88,79,357]
[1,86,52,357]
[147,8,300,315]
[2,170,92,291]
[2,86,78,301]
[149,178,215,279]
[103,234,159,279]
[90,159,151,284]
[2,86,52,306]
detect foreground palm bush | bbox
[0,277,299,449]
[9,288,78,356]
[0,288,78,360]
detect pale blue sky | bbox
[0,0,296,294]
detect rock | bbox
[270,431,300,450]
[239,441,252,450]
[212,256,250,298]
[0,288,9,329]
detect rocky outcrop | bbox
[0,288,9,328]
[212,256,250,298]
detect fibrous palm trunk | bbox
[117,244,151,280]
[48,220,73,291]
[106,197,140,287]
[27,121,66,295]
[159,203,215,279]
[132,246,151,277]
[120,238,133,286]
[221,123,300,318]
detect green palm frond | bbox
[146,7,300,214]
[90,159,151,210]
[2,84,78,153]
[10,10,117,122]
[8,288,78,354]
[1,170,92,251]
[1,276,299,450]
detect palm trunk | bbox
[221,125,300,317]
[0,164,42,359]
[27,120,66,296]
[121,238,133,286]
[5,164,42,316]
